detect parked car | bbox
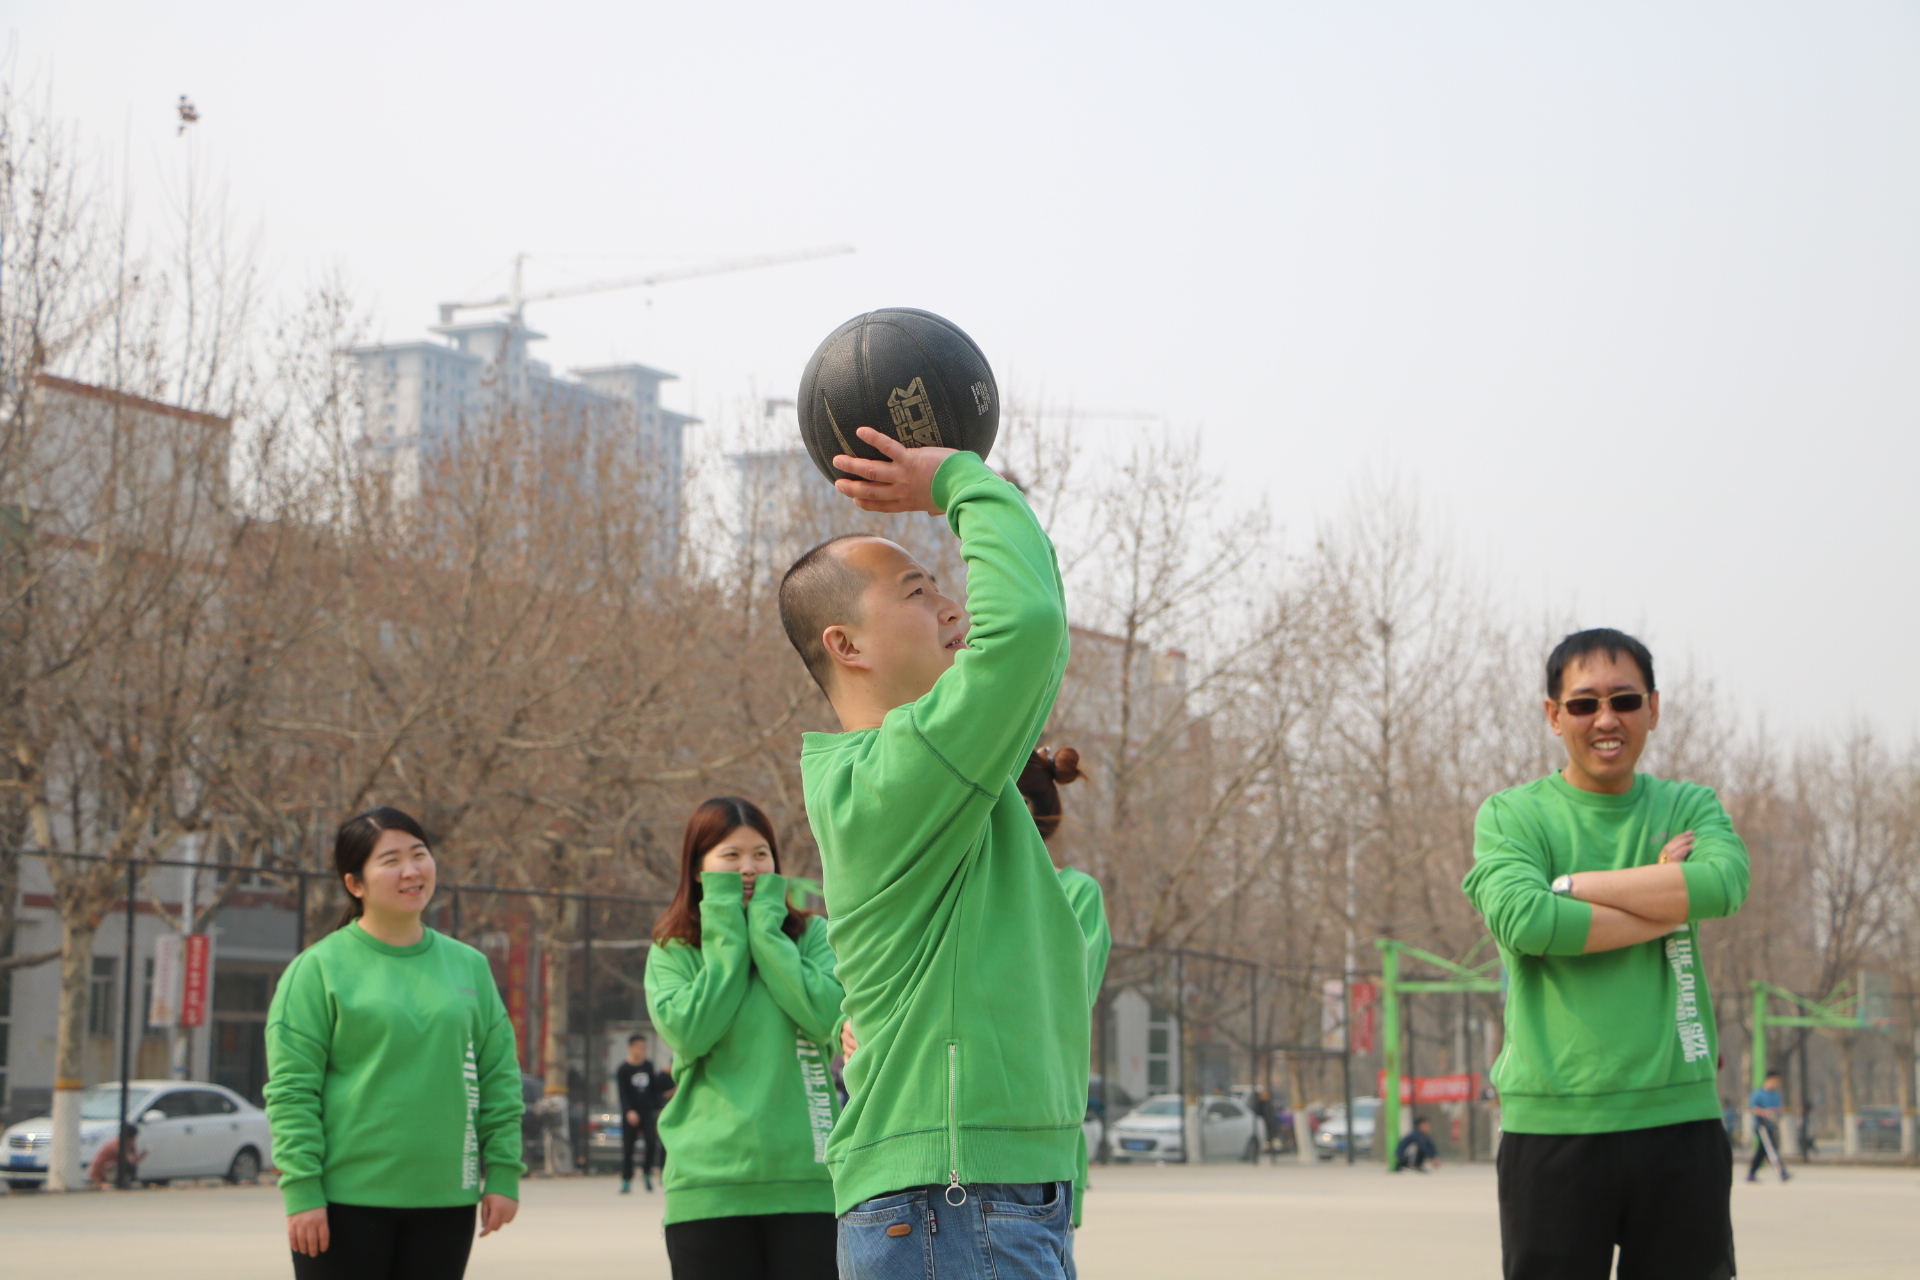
[1109,1094,1259,1164]
[3,1080,273,1191]
[584,1111,627,1173]
[1313,1096,1382,1159]
[1084,1077,1139,1164]
[1855,1105,1901,1153]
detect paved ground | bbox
[2,1159,1914,1277]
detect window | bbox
[189,1090,237,1116]
[87,956,118,1038]
[141,956,158,1031]
[1145,1007,1175,1093]
[148,1091,199,1120]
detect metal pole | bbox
[1798,1028,1813,1159]
[1175,952,1189,1164]
[294,873,308,954]
[1096,985,1110,1165]
[1341,965,1355,1165]
[1248,964,1260,1162]
[581,893,596,1166]
[1381,943,1401,1169]
[1462,988,1476,1162]
[116,861,136,1189]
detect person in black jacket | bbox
[614,1035,666,1193]
[1394,1117,1440,1173]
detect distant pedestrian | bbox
[1748,1070,1790,1183]
[1394,1117,1440,1173]
[265,808,524,1279]
[88,1123,145,1187]
[615,1035,664,1193]
[645,797,842,1280]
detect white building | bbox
[351,317,693,561]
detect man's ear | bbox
[822,624,868,676]
[1647,690,1661,732]
[1543,697,1563,738]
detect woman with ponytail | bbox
[644,796,843,1280]
[1017,746,1112,1228]
[839,747,1113,1228]
[264,808,524,1278]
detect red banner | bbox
[179,934,212,1028]
[1350,979,1380,1054]
[1377,1070,1482,1104]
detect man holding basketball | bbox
[780,427,1086,1278]
[1463,628,1751,1279]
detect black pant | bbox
[290,1203,475,1280]
[622,1111,662,1181]
[663,1212,837,1280]
[1749,1118,1787,1180]
[1497,1119,1735,1280]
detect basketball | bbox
[796,308,999,483]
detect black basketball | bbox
[796,308,999,483]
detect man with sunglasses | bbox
[1464,627,1751,1280]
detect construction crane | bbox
[436,245,855,326]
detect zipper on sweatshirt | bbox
[944,1041,967,1206]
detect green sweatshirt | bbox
[802,452,1087,1216]
[1057,865,1110,1228]
[263,925,524,1214]
[643,873,842,1226]
[1461,772,1751,1134]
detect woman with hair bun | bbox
[264,807,524,1279]
[645,796,843,1280]
[1017,746,1112,1228]
[841,746,1113,1226]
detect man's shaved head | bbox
[779,536,874,695]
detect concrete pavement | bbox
[2,1158,1912,1277]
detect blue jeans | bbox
[838,1182,1076,1280]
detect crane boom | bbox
[436,245,854,324]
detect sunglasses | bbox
[1559,692,1647,717]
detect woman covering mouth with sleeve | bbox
[645,796,844,1280]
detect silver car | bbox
[1109,1094,1259,1163]
[3,1080,274,1190]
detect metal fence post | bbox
[1341,965,1355,1165]
[1462,987,1476,1161]
[294,872,308,954]
[1175,951,1189,1163]
[115,860,136,1189]
[581,892,596,1166]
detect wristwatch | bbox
[1550,874,1575,896]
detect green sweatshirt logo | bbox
[796,1031,835,1164]
[1666,932,1711,1064]
[461,1039,481,1191]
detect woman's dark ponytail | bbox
[1017,747,1086,843]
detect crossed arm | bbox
[1568,832,1694,953]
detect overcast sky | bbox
[9,1,1917,743]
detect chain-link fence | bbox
[2,852,671,1179]
[7,851,1913,1182]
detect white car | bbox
[2,1080,273,1190]
[1108,1094,1259,1164]
[1313,1096,1381,1160]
